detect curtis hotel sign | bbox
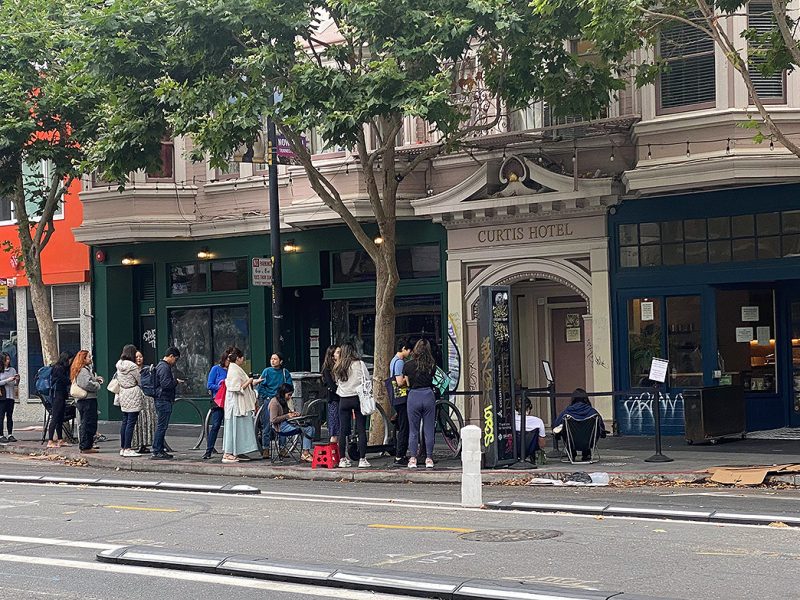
[449,215,603,251]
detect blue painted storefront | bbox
[610,184,800,435]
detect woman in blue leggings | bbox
[402,339,438,469]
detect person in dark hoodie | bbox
[552,388,607,461]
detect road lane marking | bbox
[368,524,474,533]
[0,535,121,551]
[104,505,179,513]
[0,554,406,599]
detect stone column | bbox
[589,245,614,422]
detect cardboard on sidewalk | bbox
[704,464,800,485]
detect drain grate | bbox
[459,529,563,542]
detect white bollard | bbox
[460,425,483,508]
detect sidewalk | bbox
[3,420,799,485]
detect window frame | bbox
[746,2,787,105]
[656,19,717,115]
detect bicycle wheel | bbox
[436,400,464,457]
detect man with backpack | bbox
[151,347,183,460]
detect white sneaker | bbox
[425,458,434,469]
[407,457,417,469]
[358,458,371,468]
[122,449,139,457]
[119,449,124,456]
[338,457,352,468]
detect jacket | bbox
[75,366,101,400]
[321,367,338,403]
[553,401,607,437]
[335,361,366,398]
[154,360,178,402]
[115,359,144,413]
[256,367,292,400]
[0,367,18,400]
[206,365,227,397]
[51,363,69,398]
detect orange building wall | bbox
[0,178,89,285]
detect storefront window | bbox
[666,296,702,387]
[331,295,442,368]
[619,209,800,268]
[332,244,441,284]
[170,259,248,295]
[170,263,208,295]
[716,289,776,393]
[627,298,662,386]
[211,259,248,292]
[168,305,250,397]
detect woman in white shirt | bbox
[333,342,370,469]
[0,352,20,443]
[222,347,262,463]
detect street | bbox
[0,457,798,599]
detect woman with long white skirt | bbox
[222,347,262,464]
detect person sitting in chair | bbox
[269,383,314,462]
[514,398,546,461]
[552,388,607,462]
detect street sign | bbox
[0,282,7,313]
[252,257,273,286]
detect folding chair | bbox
[560,414,600,465]
[39,394,77,445]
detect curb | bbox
[0,473,260,495]
[0,444,728,485]
[96,545,673,600]
[485,500,800,527]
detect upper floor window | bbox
[658,19,716,113]
[747,3,786,103]
[2,160,64,223]
[146,139,175,181]
[0,197,11,222]
[310,128,346,156]
[169,258,249,296]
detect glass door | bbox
[789,301,800,426]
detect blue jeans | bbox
[120,411,139,449]
[206,405,224,453]
[275,420,313,451]
[259,399,271,448]
[152,399,173,455]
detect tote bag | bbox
[70,382,88,400]
[213,380,226,409]
[357,362,376,416]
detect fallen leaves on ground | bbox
[769,521,789,528]
[26,452,87,467]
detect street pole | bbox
[267,113,282,355]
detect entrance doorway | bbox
[512,279,589,423]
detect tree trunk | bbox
[368,234,399,446]
[11,168,59,366]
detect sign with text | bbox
[251,257,273,286]
[0,283,7,313]
[649,358,669,383]
[448,215,604,251]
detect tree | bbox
[590,0,800,157]
[83,0,629,431]
[0,0,102,365]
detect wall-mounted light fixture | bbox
[374,236,384,245]
[283,239,298,253]
[121,254,136,266]
[197,247,212,260]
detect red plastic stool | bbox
[311,442,340,469]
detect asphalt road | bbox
[0,456,799,599]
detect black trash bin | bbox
[683,385,746,444]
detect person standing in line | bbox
[152,347,183,460]
[0,352,20,443]
[334,342,370,469]
[389,339,412,467]
[47,352,72,449]
[403,339,438,469]
[115,344,144,458]
[204,347,233,460]
[256,352,292,456]
[131,351,157,455]
[320,345,340,444]
[222,347,261,463]
[70,350,103,454]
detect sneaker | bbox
[393,457,408,467]
[6,435,16,443]
[236,454,252,462]
[95,434,108,442]
[358,458,371,469]
[119,449,125,456]
[425,458,434,469]
[407,457,417,469]
[122,449,140,457]
[137,446,148,455]
[338,457,352,468]
[151,452,173,460]
[0,436,7,444]
[80,448,99,454]
[202,452,212,460]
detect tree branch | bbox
[771,0,800,66]
[33,172,69,250]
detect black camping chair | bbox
[560,414,601,465]
[39,393,78,445]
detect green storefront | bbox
[92,221,447,421]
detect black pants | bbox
[0,398,14,436]
[48,393,66,441]
[394,402,409,459]
[338,395,367,460]
[77,398,98,450]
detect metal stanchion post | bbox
[645,383,673,463]
[546,382,561,459]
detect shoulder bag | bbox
[107,376,121,395]
[70,381,88,400]
[357,362,376,416]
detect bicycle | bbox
[345,402,394,461]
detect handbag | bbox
[357,362,376,416]
[70,382,88,400]
[213,380,226,409]
[107,376,121,395]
